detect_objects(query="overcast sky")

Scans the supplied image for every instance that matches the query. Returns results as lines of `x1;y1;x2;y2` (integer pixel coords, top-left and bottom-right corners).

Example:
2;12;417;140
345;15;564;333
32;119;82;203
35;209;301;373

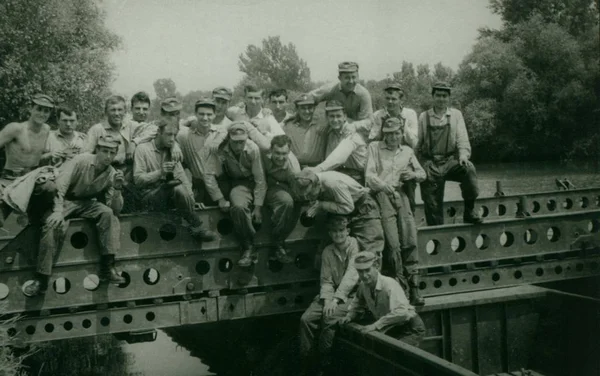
103;0;502;98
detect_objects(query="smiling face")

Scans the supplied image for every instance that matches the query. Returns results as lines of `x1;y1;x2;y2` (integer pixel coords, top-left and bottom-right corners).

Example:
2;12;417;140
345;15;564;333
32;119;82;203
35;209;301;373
271;143;290;167
326;109;346;131
297;104;315;123
383;129;403;148
131;100;150;123
195;106;215;127
384;90;403;114
30;104;52;125
328;227;349;245
106;102;126;127
338;72;358;92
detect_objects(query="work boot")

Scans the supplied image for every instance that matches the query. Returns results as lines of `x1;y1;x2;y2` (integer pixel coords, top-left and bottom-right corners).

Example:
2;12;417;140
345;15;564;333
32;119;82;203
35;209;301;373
463;200;483;224
22;275;49;297
238;247;257;268
190;225;217;242
273;243;293;264
100;254;126;285
408;274;425;306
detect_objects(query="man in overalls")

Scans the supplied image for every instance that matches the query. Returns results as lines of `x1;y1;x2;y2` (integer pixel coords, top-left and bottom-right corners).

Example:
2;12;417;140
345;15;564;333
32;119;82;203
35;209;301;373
416;82;482;226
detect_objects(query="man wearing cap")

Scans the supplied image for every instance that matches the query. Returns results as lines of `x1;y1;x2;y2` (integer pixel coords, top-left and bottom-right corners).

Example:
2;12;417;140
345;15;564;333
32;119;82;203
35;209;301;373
340;251;425;346
282;94;327;167
41;106;87;167
294;170;384;257
299;215;359;373
177;98;224;205
309;62;373;122
262;135;300;263
365;117;426;306
211;87;234;131
268;89;294;124
23;134;127;296
416;82;482;225
204;122;266;267
133;118;216;241
308;100;367;185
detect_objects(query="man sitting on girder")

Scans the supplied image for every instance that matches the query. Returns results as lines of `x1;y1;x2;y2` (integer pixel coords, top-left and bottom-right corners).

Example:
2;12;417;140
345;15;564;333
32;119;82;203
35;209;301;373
340;251;425;345
22;135;127;297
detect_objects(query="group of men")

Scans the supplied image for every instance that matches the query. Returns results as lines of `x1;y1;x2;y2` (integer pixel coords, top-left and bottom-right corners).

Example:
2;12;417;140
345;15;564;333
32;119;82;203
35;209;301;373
0;61;483;372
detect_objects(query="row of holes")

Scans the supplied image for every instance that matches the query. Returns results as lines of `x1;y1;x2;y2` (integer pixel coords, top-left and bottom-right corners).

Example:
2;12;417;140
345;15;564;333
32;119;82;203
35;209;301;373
419;261;599;290
445;196;599;219
426;220;600;255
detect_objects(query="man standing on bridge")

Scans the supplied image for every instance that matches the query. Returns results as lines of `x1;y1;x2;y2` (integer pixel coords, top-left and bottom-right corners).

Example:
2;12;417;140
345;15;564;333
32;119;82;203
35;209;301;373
299;216;359;374
340;251;425;346
416;82;482;225
22;135;127;296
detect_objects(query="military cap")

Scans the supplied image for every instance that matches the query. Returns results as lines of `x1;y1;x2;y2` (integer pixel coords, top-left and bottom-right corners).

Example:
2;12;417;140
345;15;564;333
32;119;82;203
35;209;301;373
384;83;404;92
327;215;349;231
294;94;315;106
338;61;359;73
324;100;344;112
431;81;452;94
382;117;403;133
354;251;378;270
161;97;182;112
212;87;233;101
228;121;249;141
97;134;121;149
294;168;318;187
32;94;55;108
195;97;216;110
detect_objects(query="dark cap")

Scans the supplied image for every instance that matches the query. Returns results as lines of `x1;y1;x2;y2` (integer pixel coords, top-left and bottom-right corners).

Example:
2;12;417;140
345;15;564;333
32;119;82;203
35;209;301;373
32;94;55;108
382;117;403;133
294;94;315;106
324;100;344;112
431;81;452;94
161;97;182;112
338;61;359;73
195;97;216;110
384;83;404;92
212;87;233;101
97;134;121;149
228;121;249;141
354;251;378;270
327;215;349;231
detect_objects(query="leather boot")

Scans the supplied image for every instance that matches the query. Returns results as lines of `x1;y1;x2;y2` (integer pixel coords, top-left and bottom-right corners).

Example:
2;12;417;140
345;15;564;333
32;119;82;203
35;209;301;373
100;254;126;285
23;274;49;297
408;274;425;306
463;200;483;224
190;224;217;242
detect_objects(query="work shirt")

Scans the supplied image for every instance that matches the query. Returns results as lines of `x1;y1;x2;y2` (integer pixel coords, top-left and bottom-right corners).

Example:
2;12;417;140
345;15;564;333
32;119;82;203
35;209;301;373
53;153;121;214
416;108;471;160
262;152;301;188
309;82;373;121
320;237;360;303
316;171;369;215
315;123;367;173
84;120;142;165
205;139;267;205
176;125;222;181
365;142;426;191
346;273;416;331
133;140;192;197
213;116;232;133
43;130;87;165
368;108;419;148
282;117;327;166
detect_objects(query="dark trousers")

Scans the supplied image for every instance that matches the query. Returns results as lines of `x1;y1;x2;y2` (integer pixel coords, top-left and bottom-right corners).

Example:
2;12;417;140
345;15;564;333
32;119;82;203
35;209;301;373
191;177;218;207
220;179;256;249
265;185;301;243
420;158;479;226
349;194;385;257
383;315;426;346
142;183;203;228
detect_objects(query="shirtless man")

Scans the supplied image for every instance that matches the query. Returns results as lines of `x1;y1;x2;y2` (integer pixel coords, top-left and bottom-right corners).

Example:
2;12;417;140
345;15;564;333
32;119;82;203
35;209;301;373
0;94;56;223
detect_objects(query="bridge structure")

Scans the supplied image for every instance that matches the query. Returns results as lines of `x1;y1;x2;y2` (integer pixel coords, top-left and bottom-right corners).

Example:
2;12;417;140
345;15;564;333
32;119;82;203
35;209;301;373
0;187;599;375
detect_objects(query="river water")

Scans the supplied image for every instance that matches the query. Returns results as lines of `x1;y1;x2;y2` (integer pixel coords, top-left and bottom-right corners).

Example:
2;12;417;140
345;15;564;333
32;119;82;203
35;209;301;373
26;161;600;376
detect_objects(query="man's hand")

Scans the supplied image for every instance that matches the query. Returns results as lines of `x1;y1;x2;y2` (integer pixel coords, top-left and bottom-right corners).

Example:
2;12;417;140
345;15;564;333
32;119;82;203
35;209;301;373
323;299;338;317
399;170;416;182
218;199;231;213
162;162;175;176
306;201;320;218
46;212;64;229
51;150;66;160
359;324;378;334
194;202;206;210
382;184;395;196
252;206;262;224
338;316;352;325
114;170;125;190
171;148;183;163
459;155;474;169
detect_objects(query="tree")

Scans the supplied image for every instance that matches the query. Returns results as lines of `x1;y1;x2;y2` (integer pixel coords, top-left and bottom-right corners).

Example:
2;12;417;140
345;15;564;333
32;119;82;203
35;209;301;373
238;36;311;92
0;0;120;130
153;78;178;101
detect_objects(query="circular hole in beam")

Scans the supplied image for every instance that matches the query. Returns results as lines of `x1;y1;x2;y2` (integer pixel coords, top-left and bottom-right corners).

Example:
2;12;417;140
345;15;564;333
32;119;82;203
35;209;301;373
588;220;600;233
142;268;160;285
562;198;573;209
524;229;538;245
425;240;440;255
70;232;88;249
447;207;456;218
449;278;457;286
547;199;557;211
450;237;466;253
471;275;480;284
546;227;561;242
52;277;71;294
492;273;500;282
433;280;442;288
554;266;563;274
475;234;490;250
268;259;284;273
535;268;544;276
479;206;489;218
419;282;427;290
500;232;514;247
532;201;541;213
117;272;131;289
299;212;316;227
44;323;54;333
124;314;133;324
216;218;234;235
514;270;523;279
82;319;92;329
64;321;73;331
146;312;156;322
130;226;148;244
195;260;211;275
496;204;506;216
26;326;35;335
218;258;233;273
83;274;100;291
159;223;177;241
579;197;589;209
100;317;110;327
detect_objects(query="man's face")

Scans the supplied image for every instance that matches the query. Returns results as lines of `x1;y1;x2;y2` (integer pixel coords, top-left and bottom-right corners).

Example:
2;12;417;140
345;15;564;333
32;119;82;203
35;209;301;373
214;98;229;117
158;124;178;149
106;102;126;127
245;91;264;113
58;112;77;136
328;227;349;245
433;91;450;109
195;107;215;127
229;139;246;155
384;91;403;112
357;266;378;286
271;144;290;167
269;95;287;115
297;104;315;123
132;101;150;123
383;129;403;147
30;104;52;125
338;72;358;92
326;109;346;131
95;146;118;167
